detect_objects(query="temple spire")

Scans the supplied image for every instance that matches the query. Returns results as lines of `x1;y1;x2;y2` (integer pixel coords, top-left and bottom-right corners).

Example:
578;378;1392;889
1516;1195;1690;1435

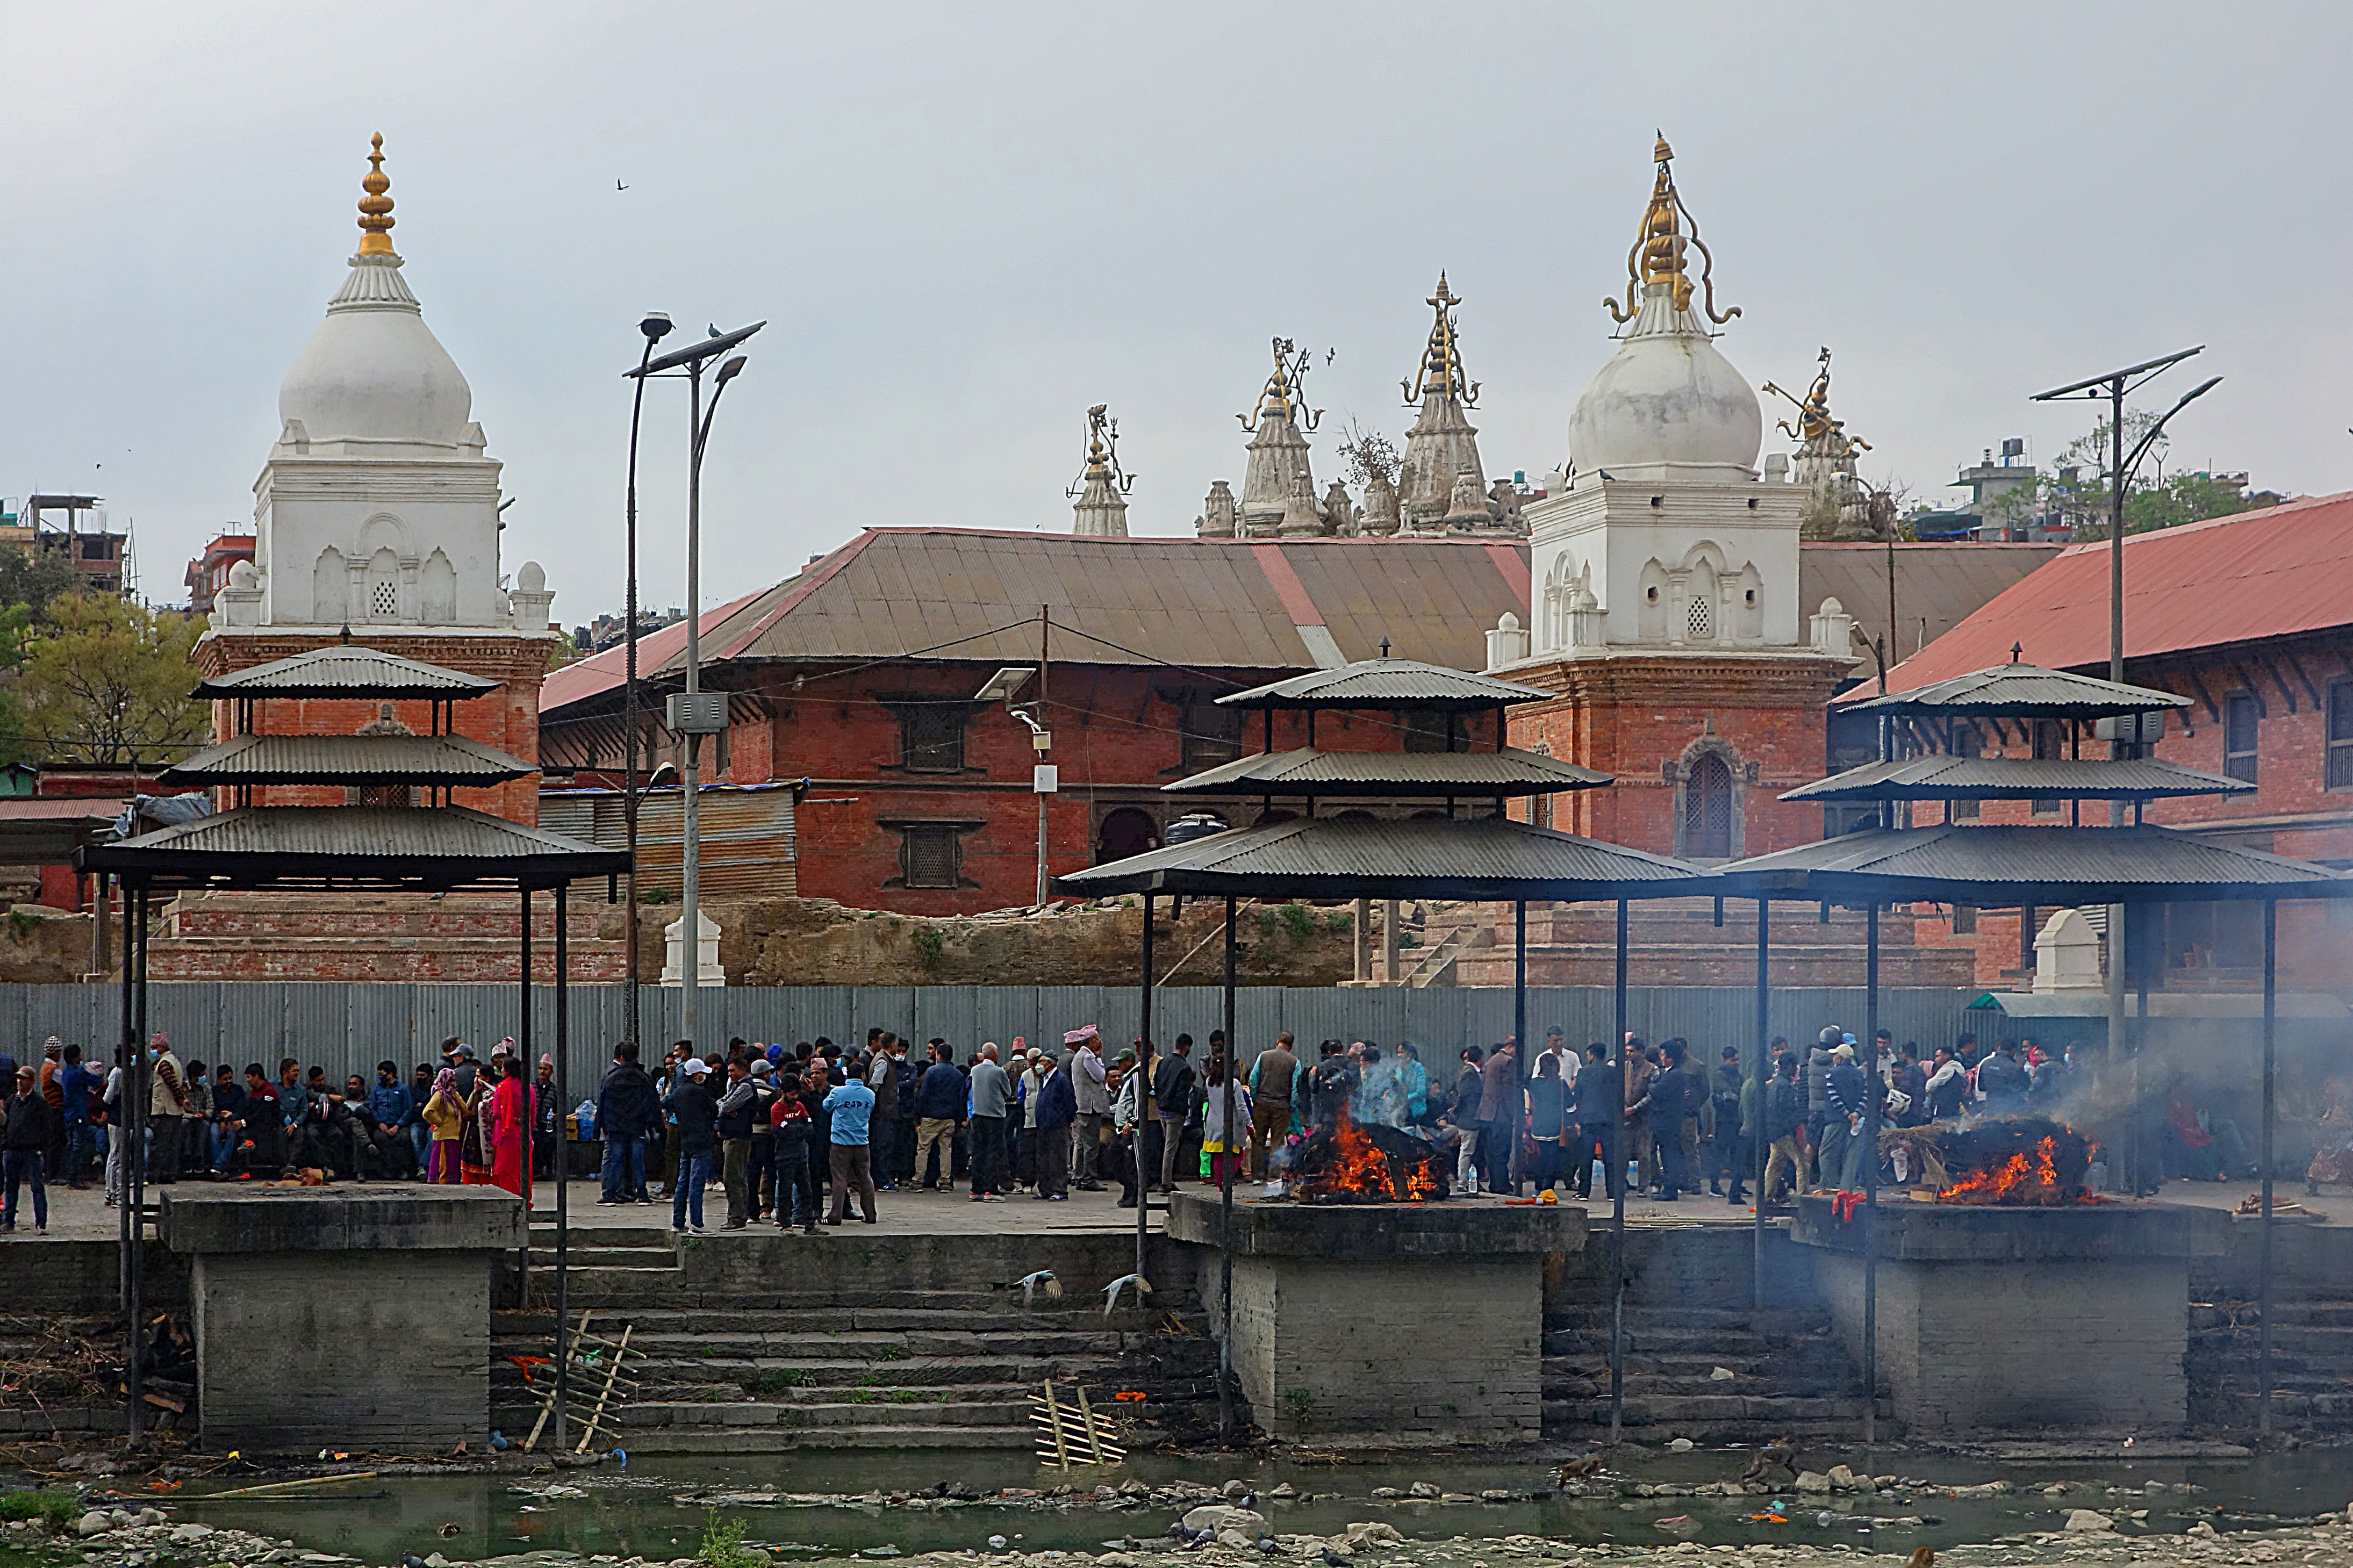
1605;133;1736;328
1069;404;1133;537
1403;273;1478;408
356;133;397;257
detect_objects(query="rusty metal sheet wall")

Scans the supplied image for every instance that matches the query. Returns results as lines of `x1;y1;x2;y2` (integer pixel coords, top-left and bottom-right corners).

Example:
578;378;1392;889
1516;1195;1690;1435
542;786;796;900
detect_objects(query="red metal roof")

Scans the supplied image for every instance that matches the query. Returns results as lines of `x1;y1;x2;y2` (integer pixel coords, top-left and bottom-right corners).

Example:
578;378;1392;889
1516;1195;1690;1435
541;587;770;711
1876;490;2353;694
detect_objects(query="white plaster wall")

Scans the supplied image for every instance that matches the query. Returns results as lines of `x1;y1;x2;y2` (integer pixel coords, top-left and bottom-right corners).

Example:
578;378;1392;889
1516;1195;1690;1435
1525;477;1805;651
254;456;505;627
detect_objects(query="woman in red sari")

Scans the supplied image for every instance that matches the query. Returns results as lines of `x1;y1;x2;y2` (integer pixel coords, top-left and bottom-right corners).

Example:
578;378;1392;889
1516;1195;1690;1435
489;1057;535;1206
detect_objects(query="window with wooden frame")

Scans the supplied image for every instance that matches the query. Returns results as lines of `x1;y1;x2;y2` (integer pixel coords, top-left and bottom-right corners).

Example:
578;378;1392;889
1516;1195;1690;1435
1683;753;1735;859
2224;691;2259;784
2328;682;2353;790
888;700;970;773
1179;702;1245;773
886;822;976;890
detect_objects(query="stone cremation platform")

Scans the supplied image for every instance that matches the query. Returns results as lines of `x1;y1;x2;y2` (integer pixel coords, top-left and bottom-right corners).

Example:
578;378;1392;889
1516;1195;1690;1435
161;1186;527;1454
1790;1194;2228;1435
1167;1190;1584;1447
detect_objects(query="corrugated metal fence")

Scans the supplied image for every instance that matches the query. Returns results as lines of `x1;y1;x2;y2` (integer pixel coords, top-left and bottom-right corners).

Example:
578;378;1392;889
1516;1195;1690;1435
8;983;1978;1083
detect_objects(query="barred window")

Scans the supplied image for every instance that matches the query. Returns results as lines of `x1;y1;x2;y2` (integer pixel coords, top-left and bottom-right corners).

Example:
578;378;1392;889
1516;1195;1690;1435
2328;684;2353;790
1684;753;1734;859
896;703;968;773
2224;692;2259;784
898;824;963;889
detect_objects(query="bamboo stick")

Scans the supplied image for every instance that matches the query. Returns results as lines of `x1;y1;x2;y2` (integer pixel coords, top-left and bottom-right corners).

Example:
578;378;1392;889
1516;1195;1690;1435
576;1324;634;1455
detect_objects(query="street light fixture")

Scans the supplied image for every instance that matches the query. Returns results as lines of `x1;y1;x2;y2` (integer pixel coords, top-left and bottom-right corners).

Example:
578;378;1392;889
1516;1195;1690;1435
977;666;1053;904
620;311;675;1054
624;319;766;1051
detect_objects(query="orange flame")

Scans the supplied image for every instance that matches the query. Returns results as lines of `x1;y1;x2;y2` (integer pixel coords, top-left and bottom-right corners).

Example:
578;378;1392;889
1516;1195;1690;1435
1936;1134;2103;1206
1304;1110;1441;1203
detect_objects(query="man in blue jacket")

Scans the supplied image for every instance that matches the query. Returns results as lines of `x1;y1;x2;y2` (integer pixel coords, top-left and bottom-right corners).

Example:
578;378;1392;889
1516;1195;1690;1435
823;1070;878;1225
911;1041;965;1191
1032;1052;1078;1200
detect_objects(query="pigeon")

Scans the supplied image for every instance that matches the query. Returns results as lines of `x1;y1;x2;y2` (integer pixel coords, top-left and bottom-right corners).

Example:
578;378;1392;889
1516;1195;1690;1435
1164;1524;1191;1541
403;1555;429;1568
1255;1537;1284;1556
1016;1269;1063;1307
1322;1551;1352;1568
1237;1492;1257;1512
1102;1273;1152;1318
708;324;723;341
616;180;629;191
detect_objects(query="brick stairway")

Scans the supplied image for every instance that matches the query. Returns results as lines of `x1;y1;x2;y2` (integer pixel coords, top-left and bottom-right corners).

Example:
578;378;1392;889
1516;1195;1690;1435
1542;1300;1889;1441
1432;896;1976;988
493;1223;1217;1452
146;889;630;982
2189;1295;2353;1432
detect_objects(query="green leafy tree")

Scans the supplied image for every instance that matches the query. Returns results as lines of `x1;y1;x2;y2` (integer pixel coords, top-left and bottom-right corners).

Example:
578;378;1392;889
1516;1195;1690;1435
0;542;81;628
19;593;209;765
1995;414;2256;541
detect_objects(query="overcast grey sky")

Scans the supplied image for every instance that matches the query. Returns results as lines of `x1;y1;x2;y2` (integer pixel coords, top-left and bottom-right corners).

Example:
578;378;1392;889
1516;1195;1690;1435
4;2;2349;624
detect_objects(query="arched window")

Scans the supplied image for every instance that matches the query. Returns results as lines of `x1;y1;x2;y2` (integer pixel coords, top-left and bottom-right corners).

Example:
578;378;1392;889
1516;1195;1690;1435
1095;807;1161;864
1684;753;1734;859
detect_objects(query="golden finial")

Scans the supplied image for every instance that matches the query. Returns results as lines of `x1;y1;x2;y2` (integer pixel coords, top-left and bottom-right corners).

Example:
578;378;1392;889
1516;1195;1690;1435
1238;337;1322;434
1403;272;1480;409
1605;132;1737;328
1766;348;1872;452
356;133;397;257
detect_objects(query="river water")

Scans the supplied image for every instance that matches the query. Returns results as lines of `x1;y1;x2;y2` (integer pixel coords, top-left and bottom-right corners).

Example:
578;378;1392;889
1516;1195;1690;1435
105;1445;2353;1565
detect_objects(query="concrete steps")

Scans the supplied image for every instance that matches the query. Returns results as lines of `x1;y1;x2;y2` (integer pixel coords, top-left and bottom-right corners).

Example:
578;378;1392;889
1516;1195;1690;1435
2188;1294;2353;1432
1539;1300;1888;1441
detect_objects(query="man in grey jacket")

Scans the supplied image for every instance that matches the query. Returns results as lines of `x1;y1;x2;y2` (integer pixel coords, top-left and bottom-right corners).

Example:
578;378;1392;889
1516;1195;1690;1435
1067;1027;1110;1191
966;1044;1013;1201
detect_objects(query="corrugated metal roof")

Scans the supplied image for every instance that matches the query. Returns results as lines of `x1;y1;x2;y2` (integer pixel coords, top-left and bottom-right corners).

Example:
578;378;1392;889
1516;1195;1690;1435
1798;542;2062;660
195;646;500;698
1837;661;2185;716
539;783;795;899
80;805;629;888
1054;814;1709;900
1715;823;2350;904
1877;490;2353;693
1165;746;1612;796
161;733;536;785
540;529;1531;718
1217;658;1550;708
1780;756;2251;802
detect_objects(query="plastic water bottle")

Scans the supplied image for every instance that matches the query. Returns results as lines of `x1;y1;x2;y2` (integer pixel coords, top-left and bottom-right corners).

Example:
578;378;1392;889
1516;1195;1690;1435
1592;1158;1606;1191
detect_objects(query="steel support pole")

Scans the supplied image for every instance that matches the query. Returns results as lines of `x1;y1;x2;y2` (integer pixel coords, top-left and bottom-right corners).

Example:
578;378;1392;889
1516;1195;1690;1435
1218;894;1237;1442
1753;897;1769;1311
116;888;133;1312
1608;898;1628;1445
127;886;148;1437
680;364;705;1053
554;883;571;1450
518;887;534;1299
1863;903;1881;1448
2259;898;2277;1435
622;341;654;1058
1136;895;1154;1284
1513;900;1527;1173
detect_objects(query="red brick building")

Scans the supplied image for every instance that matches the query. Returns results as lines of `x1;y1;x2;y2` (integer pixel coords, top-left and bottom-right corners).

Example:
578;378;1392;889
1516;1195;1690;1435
540;529;1526;914
1871;491;2353;989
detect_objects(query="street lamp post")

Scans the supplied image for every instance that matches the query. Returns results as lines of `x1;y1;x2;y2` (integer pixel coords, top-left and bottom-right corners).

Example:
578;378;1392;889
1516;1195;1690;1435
2031;349;2219;1195
621;312;675;1056
625;321;764;1051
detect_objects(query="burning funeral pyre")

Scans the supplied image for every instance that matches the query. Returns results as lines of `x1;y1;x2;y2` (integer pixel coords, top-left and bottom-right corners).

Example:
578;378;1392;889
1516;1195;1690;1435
1891;1109;2118;1213
1286;1111;1450;1203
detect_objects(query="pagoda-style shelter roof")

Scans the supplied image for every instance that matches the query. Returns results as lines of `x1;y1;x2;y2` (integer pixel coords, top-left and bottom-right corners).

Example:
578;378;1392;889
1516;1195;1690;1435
1833;659;2186;720
161;732;536;787
80;804;626;893
1217;658;1550;709
1712;822;2349;908
1165;745;1611;799
1780;755;2251;803
1056;814;1706;903
193;645;501;699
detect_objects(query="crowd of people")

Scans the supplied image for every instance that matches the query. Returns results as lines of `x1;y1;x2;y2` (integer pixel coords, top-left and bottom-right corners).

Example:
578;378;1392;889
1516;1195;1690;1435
3;1016;2344;1236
